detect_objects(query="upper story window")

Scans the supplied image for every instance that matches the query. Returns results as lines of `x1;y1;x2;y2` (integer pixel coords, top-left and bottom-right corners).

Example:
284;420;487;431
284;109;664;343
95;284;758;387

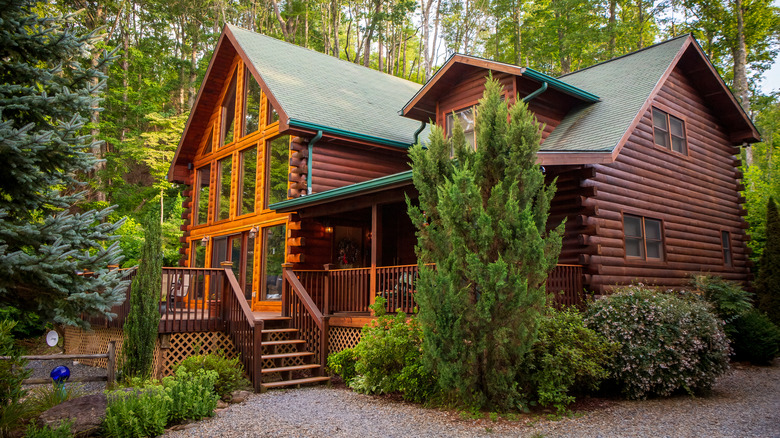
221;69;238;147
243;67;262;136
204;126;214;155
624;214;664;260
195;165;211;226
446;107;476;151
268;104;279;125
266;135;289;207
652;108;687;154
238;146;257;216
216;156;232;221
722;231;732;266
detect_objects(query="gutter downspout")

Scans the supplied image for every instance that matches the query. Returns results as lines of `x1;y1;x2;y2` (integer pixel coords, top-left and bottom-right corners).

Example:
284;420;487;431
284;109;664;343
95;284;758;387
307;130;322;195
522;82;548;103
412;121;426;145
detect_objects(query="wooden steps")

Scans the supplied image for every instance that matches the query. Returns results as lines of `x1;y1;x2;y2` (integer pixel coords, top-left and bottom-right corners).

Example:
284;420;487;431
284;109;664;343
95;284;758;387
258;320;329;390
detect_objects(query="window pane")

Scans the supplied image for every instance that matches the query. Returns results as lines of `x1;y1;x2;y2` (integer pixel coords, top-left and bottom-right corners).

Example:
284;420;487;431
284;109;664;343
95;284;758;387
722;231;732;266
222;70;237;146
646;241;662;259
196;165;210;225
645;219;662;240
654;130;669;148
669;116;684;137
446;113;455;137
218;157;231;221
266;135;289;206
239;147;257;215
192;242;206;268
231;237;241;273
624;215;642;238
246;236;255;300
262;224;286;301
268;104;279;124
626;237;644;258
653;109;668;129
458;108;475;134
671;136;687;154
204;128;214;154
243;68;262;136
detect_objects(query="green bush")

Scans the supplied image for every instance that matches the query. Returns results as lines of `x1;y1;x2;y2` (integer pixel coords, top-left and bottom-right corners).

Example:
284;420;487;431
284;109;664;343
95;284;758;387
327;348;358;385
586;285;730;400
24;421;73;438
730;309;780;364
0;306;45;339
103;387;170;438
0;320;32;436
691;275;752;326
175;351;250;400
163;367;219;423
337;297;436;403
524;307;618;413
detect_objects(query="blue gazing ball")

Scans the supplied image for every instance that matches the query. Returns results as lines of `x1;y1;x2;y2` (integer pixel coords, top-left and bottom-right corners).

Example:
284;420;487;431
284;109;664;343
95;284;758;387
50;365;70;382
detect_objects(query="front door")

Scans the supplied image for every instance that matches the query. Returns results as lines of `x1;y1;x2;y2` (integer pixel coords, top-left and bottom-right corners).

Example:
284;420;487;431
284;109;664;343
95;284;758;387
253;223;286;312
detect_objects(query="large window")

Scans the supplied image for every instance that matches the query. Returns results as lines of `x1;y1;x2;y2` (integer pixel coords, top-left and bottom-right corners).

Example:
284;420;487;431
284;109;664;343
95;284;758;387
722;231;732;266
243;67;262;136
261;224;286;301
652;108;687;154
216;157;232;221
446;107;476;151
266;135;289;206
195;165;210;225
238;146;257;216
624;214;664;260
268;103;279;125
245;235;255;300
204;127;214;155
221;69;238;147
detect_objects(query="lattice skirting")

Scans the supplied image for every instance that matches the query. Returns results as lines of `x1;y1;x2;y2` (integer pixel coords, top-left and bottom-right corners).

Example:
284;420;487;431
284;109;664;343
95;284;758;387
63;326;161;375
160;331;236;377
328;326;362;354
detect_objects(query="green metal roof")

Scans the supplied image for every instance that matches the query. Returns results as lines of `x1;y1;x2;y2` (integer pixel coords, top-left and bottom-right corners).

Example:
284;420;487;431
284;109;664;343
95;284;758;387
228;25;426;147
521;67;599;102
542;35;689;153
270;170;413;212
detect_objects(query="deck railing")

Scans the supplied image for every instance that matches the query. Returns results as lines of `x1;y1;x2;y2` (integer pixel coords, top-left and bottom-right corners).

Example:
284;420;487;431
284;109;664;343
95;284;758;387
282;267;328;371
83;267;137;329
377;264;423;314
222;268;263;392
546;264;585;308
158;268;225;333
328;267;371;314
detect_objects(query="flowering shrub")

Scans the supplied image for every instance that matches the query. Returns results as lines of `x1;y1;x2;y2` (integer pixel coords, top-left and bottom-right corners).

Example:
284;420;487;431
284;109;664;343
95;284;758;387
586;285;730;400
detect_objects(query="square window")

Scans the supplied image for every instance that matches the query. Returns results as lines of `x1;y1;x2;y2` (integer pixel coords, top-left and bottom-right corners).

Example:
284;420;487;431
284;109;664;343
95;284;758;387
446;107;476;152
652;107;687;155
624;214;664;261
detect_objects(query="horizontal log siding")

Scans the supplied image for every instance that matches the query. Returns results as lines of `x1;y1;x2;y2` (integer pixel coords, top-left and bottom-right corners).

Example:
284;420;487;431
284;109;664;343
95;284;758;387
587;67;749;291
310;142;409;194
547;168;589;265
287;215;332;270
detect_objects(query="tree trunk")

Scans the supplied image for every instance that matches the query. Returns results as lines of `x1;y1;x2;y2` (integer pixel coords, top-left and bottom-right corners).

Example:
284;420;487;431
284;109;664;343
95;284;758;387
731;0;750;112
608;0;616;57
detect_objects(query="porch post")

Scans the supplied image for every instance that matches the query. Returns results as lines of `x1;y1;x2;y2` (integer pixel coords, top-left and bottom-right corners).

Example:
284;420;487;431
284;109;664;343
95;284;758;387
370;203;382;313
281;263;294;317
323;264;334;316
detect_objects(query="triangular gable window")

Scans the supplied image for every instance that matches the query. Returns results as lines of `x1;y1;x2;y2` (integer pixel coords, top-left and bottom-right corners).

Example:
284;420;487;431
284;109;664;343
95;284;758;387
221;69;238;147
243;66;262;136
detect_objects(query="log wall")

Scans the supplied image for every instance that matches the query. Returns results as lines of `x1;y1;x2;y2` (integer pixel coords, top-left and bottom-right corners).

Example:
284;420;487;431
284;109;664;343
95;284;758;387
586;66;750;292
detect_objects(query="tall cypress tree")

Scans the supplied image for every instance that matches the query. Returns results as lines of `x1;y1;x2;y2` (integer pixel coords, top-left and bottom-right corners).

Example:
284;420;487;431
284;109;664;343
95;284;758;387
408;77;564;410
0;0;125;327
121;215;162;380
756;197;780;324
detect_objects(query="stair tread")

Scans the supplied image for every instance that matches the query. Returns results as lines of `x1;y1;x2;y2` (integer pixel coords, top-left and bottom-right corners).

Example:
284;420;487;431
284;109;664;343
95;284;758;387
262;364;321;374
263;339;305;346
262;328;298;333
262;376;330;388
261;351;315;360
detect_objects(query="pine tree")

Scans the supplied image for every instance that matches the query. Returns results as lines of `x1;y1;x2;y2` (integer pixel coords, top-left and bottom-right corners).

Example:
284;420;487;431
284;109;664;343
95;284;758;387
407;77;564;410
0;0;125;327
756;197;780;325
121;215;162;380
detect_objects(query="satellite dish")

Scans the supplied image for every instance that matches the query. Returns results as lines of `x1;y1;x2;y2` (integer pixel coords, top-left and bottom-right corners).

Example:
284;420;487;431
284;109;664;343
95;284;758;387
46;330;59;347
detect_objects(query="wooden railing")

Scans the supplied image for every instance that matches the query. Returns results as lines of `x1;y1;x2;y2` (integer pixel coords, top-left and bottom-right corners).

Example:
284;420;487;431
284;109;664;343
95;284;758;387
546;264;585;308
84;267;137;329
377;264;421;314
293;270;328;312
222;268;263;392
282;267;328;371
158;268;225;333
328;267;371;314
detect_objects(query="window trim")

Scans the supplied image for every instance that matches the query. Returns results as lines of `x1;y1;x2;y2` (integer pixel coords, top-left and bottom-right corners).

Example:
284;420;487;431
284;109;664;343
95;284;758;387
651;106;688;155
622;212;666;262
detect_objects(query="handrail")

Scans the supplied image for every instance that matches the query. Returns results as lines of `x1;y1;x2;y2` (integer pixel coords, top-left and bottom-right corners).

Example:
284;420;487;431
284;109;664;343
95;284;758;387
283;269;323;330
223;269;256;329
222;268;263;392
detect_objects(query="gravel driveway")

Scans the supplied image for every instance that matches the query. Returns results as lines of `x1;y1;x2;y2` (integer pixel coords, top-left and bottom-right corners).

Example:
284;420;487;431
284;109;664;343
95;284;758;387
167;361;780;438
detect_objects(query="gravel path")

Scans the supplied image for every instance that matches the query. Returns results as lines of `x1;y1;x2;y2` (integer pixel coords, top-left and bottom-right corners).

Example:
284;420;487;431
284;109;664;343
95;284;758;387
166;361;780;438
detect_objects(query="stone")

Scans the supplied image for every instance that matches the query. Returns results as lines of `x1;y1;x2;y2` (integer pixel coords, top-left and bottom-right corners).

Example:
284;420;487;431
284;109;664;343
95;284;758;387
216;400;228;409
230;390;253;404
38;393;107;437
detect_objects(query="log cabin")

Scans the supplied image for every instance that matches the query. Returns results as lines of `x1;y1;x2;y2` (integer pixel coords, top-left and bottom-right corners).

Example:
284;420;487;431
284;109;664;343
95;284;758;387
79;25;759;391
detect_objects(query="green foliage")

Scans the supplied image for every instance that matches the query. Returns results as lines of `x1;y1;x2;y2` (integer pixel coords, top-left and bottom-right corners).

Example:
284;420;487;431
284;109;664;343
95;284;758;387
730;309;780;364
27;383;87;418
336;297;437;403
523;307;618;413
175;351;251;400
327;348;358;385
162;368;219;423
103;387;170;438
0;305;44;339
408;77;562;410
755;197;780;325
586;285;731;400
24;421;73;438
0;321;32;436
0;0;126;328
121;215;163;380
691;275;753;326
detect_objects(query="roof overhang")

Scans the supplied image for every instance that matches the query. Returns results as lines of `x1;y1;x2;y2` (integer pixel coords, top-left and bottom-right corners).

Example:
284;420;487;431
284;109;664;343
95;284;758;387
401;54;599;122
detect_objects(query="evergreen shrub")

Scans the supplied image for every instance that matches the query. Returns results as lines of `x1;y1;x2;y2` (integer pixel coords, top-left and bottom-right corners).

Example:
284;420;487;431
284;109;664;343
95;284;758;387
0;320;32;436
756;197;780;325
586;285;730;400
523;307;618;413
730;309;780;364
176;351;251;400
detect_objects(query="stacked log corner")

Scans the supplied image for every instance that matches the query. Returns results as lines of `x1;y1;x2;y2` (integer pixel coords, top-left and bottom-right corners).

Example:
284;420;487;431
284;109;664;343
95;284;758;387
288;137;309;199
